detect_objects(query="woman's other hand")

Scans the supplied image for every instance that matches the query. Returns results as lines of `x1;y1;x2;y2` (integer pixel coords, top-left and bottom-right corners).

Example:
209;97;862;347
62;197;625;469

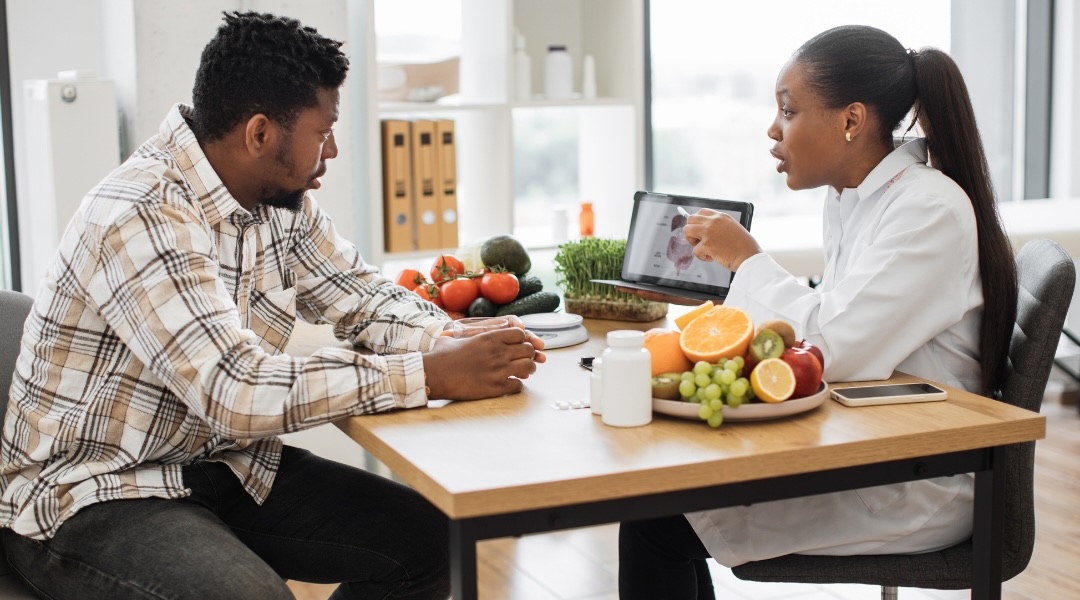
681;209;763;272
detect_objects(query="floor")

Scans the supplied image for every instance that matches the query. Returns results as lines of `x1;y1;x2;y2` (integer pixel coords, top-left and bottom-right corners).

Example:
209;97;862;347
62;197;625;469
288;397;1080;600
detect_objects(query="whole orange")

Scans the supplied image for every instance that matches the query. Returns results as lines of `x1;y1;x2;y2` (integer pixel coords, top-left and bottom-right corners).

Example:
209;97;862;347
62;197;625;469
643;328;693;376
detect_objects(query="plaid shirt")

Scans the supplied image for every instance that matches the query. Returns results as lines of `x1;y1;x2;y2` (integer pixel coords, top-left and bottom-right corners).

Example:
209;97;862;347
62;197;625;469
0;104;446;540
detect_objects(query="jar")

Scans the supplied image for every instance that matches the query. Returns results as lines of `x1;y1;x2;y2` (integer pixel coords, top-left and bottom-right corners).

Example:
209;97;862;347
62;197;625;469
600;331;652;427
544;45;573;100
579;202;594;237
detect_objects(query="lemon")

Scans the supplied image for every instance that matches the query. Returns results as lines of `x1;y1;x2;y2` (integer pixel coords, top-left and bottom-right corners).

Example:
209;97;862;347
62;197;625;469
749;358;796;403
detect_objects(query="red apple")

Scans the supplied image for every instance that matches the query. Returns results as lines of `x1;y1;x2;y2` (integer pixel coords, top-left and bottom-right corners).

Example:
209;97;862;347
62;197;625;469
743;349;759;374
781;347;823;398
797;339;825;371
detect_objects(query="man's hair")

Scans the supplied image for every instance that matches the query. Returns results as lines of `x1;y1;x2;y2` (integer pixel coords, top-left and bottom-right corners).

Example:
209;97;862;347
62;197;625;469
190;11;349;142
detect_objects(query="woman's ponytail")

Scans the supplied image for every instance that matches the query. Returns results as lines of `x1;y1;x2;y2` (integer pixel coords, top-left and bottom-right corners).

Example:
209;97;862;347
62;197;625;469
912;49;1018;395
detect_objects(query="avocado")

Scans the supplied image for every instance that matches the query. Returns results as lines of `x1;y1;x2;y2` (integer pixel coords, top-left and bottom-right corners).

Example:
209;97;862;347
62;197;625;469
481;235;531;276
515;275;543;299
494;291;561;317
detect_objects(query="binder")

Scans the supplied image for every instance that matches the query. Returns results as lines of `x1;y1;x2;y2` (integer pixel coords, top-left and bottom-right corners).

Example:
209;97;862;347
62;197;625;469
380;120;414;252
434;119;459;249
410;120;441;250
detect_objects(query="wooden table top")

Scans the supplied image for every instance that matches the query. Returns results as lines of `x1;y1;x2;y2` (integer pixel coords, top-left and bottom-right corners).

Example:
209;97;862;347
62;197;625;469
288;317;1046;520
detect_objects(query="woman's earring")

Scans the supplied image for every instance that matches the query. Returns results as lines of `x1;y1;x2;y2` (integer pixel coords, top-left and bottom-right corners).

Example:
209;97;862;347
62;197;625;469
845;132;852;142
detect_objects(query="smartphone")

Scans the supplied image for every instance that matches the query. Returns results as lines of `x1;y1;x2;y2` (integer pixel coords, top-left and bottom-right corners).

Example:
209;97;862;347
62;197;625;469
830;383;947;407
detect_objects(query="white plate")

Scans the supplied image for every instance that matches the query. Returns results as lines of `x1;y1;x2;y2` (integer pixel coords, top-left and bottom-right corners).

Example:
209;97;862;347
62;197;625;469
652;382;829;422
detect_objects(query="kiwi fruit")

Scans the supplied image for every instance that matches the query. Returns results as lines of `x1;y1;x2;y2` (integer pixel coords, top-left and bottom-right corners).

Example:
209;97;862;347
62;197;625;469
758;319;797;348
651;372;683;400
749;329;785;361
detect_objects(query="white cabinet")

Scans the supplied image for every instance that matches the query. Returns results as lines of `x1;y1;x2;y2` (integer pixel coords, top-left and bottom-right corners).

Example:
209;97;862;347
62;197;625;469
353;0;645;269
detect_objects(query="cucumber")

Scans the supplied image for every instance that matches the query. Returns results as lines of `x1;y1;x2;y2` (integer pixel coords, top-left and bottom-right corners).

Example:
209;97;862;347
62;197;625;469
495;291;561;317
515;275;543;299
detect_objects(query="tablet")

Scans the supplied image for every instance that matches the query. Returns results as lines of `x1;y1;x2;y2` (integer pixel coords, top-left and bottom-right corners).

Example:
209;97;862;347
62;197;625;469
592;191;754;301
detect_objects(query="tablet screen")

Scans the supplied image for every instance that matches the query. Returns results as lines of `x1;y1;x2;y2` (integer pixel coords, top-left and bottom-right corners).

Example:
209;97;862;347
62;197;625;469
621;192;754;297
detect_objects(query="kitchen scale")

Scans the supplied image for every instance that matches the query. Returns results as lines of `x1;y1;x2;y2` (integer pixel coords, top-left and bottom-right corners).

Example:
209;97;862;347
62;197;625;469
519;312;588;349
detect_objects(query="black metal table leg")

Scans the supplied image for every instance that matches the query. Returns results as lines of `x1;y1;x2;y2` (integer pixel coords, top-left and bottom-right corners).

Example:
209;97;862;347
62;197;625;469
971;446;1005;599
450;520;479;600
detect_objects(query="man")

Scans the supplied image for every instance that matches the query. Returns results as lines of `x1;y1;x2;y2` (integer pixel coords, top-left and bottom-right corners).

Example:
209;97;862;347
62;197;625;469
0;11;543;599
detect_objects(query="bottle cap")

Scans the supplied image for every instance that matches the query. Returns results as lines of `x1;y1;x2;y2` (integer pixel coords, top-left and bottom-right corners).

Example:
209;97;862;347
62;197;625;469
607;330;644;348
581;202;592;208
548;44;567;52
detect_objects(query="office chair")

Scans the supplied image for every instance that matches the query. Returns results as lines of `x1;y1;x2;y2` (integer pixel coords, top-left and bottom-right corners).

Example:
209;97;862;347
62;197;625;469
0;290;41;599
731;239;1076;599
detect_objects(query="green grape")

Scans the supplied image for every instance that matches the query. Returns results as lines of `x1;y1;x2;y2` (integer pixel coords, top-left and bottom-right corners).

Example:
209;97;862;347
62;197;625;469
726;394;744;408
681;371;694;382
733;355;745;370
709;398;723;411
703;383;722;401
729;378;749;397
678;380;697;398
698;403;714;420
723;359;738;373
711;369;725;385
693;361;712;376
707;412;724;428
694;373;712;388
718;369;736;385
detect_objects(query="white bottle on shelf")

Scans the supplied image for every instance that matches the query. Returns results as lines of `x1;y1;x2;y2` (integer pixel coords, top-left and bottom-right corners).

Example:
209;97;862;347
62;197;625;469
600;331;652;427
514;30;531;101
582;54;597;99
544;45;573;100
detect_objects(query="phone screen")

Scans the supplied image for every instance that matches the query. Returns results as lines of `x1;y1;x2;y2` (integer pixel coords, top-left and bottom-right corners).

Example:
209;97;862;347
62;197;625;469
837;383;942;399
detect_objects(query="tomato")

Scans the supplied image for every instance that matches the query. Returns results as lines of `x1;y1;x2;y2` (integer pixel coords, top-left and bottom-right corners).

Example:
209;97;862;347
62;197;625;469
430;254;465;284
414;283;444;309
479;271;519;304
394;268;426;289
445;310;467;320
440;278;479;312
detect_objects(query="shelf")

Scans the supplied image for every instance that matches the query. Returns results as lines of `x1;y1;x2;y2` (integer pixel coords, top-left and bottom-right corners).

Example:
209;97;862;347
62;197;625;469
377;100;506;114
361;0;645;270
509;96;636;109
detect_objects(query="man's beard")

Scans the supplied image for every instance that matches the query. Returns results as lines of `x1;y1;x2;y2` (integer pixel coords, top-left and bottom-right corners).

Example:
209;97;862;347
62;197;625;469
259;187;306;213
259;142;307;213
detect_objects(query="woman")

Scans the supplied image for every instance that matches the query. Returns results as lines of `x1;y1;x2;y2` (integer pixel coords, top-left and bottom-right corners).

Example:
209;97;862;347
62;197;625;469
618;25;1017;599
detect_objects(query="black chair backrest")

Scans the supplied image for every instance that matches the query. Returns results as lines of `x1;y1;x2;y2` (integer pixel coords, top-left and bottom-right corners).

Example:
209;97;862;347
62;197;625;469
0;290;34;417
998;238;1075;577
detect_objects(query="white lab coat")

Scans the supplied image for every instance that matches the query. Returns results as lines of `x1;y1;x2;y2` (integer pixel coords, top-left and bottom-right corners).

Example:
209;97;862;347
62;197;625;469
687;139;980;567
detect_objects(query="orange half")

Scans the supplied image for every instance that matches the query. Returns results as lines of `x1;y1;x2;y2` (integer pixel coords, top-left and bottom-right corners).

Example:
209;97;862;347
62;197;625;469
678;305;754;363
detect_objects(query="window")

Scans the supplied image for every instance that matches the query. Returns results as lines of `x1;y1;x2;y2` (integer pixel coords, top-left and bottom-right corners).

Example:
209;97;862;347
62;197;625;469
0;3;20;290
647;1;952;216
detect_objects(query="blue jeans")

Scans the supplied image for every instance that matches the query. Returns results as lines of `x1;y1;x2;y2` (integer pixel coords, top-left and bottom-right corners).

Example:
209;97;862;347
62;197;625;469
1;446;450;599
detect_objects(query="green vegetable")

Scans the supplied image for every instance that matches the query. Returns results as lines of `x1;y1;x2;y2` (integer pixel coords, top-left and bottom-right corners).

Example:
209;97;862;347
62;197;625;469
468;297;497;317
553;238;651;303
481;234;531;275
495;291;561;317
515;275;543;299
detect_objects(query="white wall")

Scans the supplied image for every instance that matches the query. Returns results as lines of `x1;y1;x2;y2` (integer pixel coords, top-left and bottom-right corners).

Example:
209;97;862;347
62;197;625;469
6;0;105;296
7;0;361;297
